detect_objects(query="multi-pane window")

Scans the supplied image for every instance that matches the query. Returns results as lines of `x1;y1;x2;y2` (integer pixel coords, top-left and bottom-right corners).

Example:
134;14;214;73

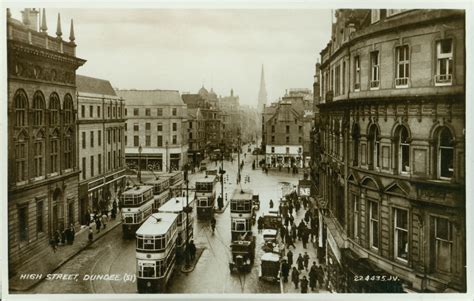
145;108;151;116
113;106;116;118
63;96;74;124
396;46;410;87
157;108;163;116
15;139;28;182
172;108;177;116
172;135;177;144
354;56;361;91
82;132;86;149
438;127;454;179
90;155;94;177
18;206;28;242
97;106;101;118
271;125;275;133
89;105;93;118
172;123;177;131
49;94;60;126
352;124;360;166
271;147;275;153
82;157;86;179
146;135;151;146
286;125;290;134
399;126;410;173
14;90;28;127
271;136;275;143
369;201;379;249
432;216;453;273
113;129;116;143
50;139;59;174
36;201;44;233
134;136;139;147
368;125;380;169
370;51;380;89
90;131;94;148
64;132;73;169
157;123;163;131
33;93;45;126
133;108;139;116
335;64;341;96
98;154;102;174
286;136;290;144
98;130;102;146
353;195;359;238
108;152;111;170
118;149;122;167
394;208;408;261
157;135;163;147
108;130;111;144
134;124;139;132
81;105;85;118
435;39;453;85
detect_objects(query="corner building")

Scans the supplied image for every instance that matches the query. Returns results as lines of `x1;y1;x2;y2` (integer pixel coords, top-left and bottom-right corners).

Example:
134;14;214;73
312;9;465;292
7;9;85;274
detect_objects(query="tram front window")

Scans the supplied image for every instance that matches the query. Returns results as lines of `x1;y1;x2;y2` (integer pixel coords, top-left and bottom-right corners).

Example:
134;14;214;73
233;219;247;231
124;215;134;224
199;199;207;207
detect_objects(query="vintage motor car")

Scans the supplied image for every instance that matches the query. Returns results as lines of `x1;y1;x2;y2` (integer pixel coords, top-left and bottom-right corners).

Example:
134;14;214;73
229;234;256;273
258;252;281;283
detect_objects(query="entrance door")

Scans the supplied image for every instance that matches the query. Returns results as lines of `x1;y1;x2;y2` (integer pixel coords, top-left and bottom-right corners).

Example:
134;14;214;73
52;204;58;234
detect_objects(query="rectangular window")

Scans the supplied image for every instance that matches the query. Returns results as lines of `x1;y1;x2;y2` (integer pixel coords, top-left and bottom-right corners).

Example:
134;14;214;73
157;123;163;131
134;123;139;132
396;45;410;87
81;105;85;118
435;39;453;85
286;147;290;154
286;136;290;144
172;135;177;144
89;105;93;118
82;132;86;149
369;201;379;249
394;208;408;261
271;136;275;143
172;108;177;116
82;157;86;179
98;154;102;174
353;195;359;238
125;135;128;146
90;131;94;148
157;108;163;116
146;135;151;146
354;56;361;90
36;201;44;234
335;64;341;96
370;51;380;89
98;130;101;146
173;123;177;131
157;135;163;147
90;155;94;177
113;150;116;169
271;125;275;133
18;206;28;242
108;106;111;118
286;125;290;134
371;9;380;23
108;152;111;170
118;149;122;167
113;129;116;143
271;146;275;153
133;108;139;116
108;130;111;144
134;136;139;147
50;139;58;174
145;108;151;116
118;128;121;142
342;61;346;94
97;106;101;118
125;108;127;116
433;216;453;273
299;126;303;133
113;106;116;118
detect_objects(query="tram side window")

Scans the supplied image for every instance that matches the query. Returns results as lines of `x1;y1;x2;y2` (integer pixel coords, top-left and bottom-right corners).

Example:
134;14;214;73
156;260;164;277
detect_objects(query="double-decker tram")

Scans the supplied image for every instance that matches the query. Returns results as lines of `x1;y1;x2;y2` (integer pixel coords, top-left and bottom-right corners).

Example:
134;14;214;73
136;212;178;293
167;171;184;198
195;175;218;219
158;197;194;263
145;177;171;212
230;189;254;241
121;185;154;239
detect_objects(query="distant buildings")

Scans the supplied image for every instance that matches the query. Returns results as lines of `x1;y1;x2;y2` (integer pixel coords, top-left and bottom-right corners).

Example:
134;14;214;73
311;9;465;292
7;8;85;274
76;75;126;222
118;90;188;173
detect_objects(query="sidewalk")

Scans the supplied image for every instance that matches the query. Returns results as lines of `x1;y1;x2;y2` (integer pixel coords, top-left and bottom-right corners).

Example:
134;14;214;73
9;217;122;292
280;206;330;295
180;247;205;273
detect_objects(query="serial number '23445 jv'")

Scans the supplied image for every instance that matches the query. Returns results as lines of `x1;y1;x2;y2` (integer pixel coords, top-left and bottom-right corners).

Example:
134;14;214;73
354;275;400;282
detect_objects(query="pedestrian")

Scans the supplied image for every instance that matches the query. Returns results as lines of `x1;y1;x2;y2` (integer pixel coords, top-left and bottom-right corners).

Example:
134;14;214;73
295;200;301;212
280;225;287;243
50;236;57;253
278;203;283;216
88;227;94;243
303;252;310;270
269;199;274;209
258;216;264;233
69;223;75;245
287;165;291;173
291;224;297;241
189;240;196;261
281;259;290;283
291;267;300;289
286;233;296;249
61;229;67;244
316;264;325;289
297;221;305;241
101;213;108;229
112;200;118;219
302;228;310;249
95;217;101;233
284;215;290;228
309;262;317;291
300;276;309;293
287;249;294;267
288;203;293;216
297;253;304;271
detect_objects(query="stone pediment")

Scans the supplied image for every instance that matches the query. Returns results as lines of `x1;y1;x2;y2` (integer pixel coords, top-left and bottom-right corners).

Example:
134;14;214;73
384;181;410;197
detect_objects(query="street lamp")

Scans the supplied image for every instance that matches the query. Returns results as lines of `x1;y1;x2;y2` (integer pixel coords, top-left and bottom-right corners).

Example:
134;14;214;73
183;164;191;268
219;140;225;210
138;144;143;183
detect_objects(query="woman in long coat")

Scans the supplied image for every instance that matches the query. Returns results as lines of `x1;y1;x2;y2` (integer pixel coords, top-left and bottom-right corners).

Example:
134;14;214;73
291;267;300;289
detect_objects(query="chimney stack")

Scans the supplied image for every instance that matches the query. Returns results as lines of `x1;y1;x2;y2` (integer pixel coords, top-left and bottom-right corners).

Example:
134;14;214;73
22;8;39;31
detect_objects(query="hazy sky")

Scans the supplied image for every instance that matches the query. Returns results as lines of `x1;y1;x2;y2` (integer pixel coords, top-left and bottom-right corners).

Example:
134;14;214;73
11;8;332;107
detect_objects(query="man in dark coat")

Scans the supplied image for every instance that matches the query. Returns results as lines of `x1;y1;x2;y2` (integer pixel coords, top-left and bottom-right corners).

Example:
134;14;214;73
280;225;287;243
189;240;197;261
281;259;290;282
287;249;294;267
286;232;296;249
296;253;304;271
303;252;310;270
291;267;300;289
300;276;309;293
302;228;309;249
316;264;325;289
309;262;317;291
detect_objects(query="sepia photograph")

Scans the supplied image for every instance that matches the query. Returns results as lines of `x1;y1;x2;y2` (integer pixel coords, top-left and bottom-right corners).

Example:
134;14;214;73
1;2;471;300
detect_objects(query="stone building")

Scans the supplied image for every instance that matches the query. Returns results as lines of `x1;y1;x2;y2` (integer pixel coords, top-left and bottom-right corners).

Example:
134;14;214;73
76;75;126;222
7;9;85;274
312;9;465;292
218;89;241;151
118;90;188;173
187;107;205;165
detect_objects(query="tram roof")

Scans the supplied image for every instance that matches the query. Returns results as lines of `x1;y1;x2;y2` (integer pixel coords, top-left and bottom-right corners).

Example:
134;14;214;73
145;177;169;185
231;189;253;200
159;197;195;212
195;175;217;183
122;185;153;195
136;212;178;236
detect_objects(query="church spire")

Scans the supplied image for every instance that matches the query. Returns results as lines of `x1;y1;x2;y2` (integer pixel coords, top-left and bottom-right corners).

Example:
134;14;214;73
257;64;268;113
56;13;62;38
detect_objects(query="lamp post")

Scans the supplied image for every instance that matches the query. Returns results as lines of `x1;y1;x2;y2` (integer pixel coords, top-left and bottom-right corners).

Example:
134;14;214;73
237;130;241;184
165;141;169;173
219;140;225;210
184;164;190;268
138;144;142;183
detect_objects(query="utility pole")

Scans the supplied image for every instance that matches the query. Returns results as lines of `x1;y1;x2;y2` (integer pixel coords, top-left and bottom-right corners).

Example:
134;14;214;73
237;130;241;184
220;142;224;209
184;164;190;268
138;144;142;183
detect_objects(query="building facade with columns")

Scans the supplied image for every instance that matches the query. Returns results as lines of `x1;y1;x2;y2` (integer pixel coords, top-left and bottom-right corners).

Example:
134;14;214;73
312;9;465;292
7;8;85;274
76;75;126;222
118;90;188;174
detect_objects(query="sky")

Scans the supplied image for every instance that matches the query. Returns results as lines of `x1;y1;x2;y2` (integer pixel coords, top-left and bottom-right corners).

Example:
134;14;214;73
10;8;332;107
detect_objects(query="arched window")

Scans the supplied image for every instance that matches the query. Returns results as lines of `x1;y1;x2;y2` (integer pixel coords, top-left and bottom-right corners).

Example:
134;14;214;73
34;132;45;177
14;90;28;127
368;124;380;169
397;126;410;173
352;123;360;166
32;92;45;126
64;129;73;170
49;93;61;126
50;130;60;174
438;127;454;179
15;131;28;182
64;94;74;124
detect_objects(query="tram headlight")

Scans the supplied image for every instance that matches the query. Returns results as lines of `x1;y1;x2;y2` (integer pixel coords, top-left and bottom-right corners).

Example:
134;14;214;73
146;281;151;287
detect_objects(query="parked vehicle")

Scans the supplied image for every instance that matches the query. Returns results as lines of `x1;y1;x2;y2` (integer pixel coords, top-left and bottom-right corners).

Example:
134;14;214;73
229;233;256;273
259;252;281;283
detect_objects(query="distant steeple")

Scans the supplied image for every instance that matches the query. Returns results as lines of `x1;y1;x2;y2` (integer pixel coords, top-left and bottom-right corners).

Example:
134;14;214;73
56;13;62;38
40;8;48;32
69;19;75;42
257;64;268;113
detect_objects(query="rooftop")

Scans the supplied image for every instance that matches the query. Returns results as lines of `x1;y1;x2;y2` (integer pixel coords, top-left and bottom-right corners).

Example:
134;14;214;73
122;185;153;195
136;212;178;236
77;75;117;96
159;197;195;213
231;189;254;200
117;89;184;106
